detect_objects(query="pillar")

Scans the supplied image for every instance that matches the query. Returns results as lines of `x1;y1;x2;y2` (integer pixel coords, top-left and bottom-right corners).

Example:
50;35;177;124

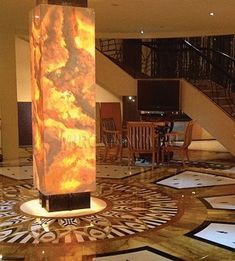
0;28;19;160
30;4;96;211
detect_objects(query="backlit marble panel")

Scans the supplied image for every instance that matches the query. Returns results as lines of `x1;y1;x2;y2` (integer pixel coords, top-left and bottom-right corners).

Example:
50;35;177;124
30;4;96;195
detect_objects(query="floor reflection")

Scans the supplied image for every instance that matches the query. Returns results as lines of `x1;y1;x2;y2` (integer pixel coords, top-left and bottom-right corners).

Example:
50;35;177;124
0;147;234;260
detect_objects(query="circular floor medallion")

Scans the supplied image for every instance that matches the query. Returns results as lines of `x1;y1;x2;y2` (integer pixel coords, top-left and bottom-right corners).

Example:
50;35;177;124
0;182;180;244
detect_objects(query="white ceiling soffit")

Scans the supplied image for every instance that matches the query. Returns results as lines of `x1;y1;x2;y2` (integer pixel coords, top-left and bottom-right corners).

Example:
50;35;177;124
88;0;235;39
1;0;235;39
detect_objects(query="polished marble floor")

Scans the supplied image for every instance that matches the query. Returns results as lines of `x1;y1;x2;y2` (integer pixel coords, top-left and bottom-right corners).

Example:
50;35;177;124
156;170;235;189
0;148;235;260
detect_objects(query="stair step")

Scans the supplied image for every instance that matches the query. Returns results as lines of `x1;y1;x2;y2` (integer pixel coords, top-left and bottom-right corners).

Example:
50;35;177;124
214;96;228;99
203;91;227;97
221;104;235;108
203;88;224;92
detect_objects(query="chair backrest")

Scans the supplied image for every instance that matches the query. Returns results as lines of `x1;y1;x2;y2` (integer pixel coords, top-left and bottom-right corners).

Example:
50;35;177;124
101;118;118;146
183;120;194;148
127;121;157;153
100;102;122;132
101;118;117;132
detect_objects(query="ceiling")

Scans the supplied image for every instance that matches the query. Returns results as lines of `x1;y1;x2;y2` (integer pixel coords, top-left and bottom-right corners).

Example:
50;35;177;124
90;0;235;38
1;0;235;39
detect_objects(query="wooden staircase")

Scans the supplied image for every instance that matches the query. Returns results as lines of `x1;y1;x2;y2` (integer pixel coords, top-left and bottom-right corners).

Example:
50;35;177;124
189;79;235;120
181;79;235;156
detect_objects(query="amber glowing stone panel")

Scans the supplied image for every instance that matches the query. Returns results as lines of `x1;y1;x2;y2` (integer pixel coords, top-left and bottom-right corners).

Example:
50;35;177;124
30;4;96;196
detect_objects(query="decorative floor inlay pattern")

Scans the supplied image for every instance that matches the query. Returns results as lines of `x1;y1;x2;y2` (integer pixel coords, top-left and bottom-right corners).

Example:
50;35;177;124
170;160;233;170
186;221;235;251
0;166;33;180
0;182;179;244
0;165;150;180
96;164;151;179
156;170;235;189
85;246;183;261
200;195;235;210
222;166;235;173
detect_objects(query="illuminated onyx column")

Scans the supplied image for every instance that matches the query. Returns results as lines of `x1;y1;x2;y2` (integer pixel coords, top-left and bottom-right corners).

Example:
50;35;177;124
30;4;96;211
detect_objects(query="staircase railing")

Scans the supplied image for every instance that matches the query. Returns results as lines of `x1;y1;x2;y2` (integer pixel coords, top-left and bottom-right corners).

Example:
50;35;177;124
97;38;235;119
96;39;123;63
96;39;150;78
181;40;235;118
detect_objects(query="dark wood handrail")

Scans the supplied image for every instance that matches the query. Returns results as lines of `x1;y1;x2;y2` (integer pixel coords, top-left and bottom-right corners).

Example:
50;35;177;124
183;40;235;83
200;48;235;63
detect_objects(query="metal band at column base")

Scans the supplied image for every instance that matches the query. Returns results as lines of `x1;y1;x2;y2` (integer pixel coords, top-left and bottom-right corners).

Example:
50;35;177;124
39;191;91;212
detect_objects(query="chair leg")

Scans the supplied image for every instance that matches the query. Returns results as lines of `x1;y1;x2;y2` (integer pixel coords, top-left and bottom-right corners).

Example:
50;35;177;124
104;147;108;162
182;150;185;166
119;145;123;163
167;150;170;163
185;148;190;161
115;145;120;161
156;150;159;165
128;150;131;170
161;148;165;164
152;152;155;170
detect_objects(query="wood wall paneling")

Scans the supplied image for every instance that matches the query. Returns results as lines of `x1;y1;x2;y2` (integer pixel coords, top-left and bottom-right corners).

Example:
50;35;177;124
100;102;122;131
17;102;32;146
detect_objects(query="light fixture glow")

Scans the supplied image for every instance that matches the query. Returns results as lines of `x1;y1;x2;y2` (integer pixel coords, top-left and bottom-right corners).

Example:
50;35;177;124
209;12;214;16
140;30;144;34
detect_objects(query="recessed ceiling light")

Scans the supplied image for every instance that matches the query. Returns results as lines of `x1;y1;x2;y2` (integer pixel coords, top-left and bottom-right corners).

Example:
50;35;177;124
140;30;144;34
209;12;215;16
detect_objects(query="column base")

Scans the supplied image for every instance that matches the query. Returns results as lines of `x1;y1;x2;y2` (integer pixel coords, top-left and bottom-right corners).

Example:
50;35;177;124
39;191;90;212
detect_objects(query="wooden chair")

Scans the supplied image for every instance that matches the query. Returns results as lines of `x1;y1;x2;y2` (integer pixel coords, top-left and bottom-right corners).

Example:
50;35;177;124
101;118;123;162
161;120;194;165
127;121;159;170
